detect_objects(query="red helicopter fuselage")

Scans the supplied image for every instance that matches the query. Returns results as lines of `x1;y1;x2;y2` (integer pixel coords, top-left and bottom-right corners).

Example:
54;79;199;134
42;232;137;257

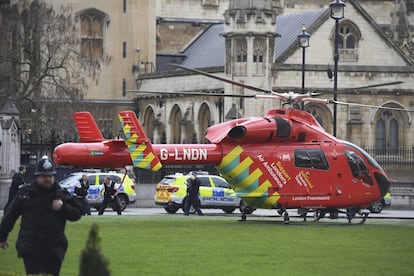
53;109;390;210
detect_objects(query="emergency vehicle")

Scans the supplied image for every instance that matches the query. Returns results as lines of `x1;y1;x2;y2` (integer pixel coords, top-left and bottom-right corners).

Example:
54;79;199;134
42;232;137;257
59;171;136;211
154;172;254;214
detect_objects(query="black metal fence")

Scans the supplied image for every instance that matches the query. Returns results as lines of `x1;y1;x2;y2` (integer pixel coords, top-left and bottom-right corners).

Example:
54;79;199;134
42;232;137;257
363;146;414;181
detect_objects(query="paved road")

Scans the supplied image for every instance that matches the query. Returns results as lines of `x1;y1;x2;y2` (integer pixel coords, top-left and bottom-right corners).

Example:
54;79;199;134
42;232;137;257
2;208;414;219
88;207;414;219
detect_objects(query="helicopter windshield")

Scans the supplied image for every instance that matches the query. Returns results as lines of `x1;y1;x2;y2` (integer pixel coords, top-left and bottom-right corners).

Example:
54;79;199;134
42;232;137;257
343;141;383;170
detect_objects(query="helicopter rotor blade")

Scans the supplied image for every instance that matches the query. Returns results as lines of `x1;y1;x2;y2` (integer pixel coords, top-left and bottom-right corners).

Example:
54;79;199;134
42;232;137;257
124;90;257;98
332;81;404;94
332;100;414;112
302;96;414;112
171;63;272;94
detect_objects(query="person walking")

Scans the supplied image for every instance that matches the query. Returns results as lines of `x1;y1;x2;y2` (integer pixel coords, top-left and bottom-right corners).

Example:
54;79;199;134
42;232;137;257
98;177;122;215
4;166;26;213
0;158;81;276
184;171;203;216
73;174;91;215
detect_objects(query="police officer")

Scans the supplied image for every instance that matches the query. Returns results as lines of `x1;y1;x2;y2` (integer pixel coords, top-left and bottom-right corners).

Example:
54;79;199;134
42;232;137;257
4;166;26;213
184;171;203;216
73;174;91;215
98;176;122;215
0;158;81;276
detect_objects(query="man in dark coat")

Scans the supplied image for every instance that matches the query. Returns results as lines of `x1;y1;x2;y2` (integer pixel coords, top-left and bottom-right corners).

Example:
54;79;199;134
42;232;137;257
0;158;81;276
98;176;122;215
184;171;203;216
4;166;26;213
73;174;91;215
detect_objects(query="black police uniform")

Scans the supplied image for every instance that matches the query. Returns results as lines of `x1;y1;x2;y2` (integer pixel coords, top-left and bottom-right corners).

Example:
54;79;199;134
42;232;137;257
74;179;91;215
4;171;25;213
98;180;122;215
0;159;82;276
184;175;203;216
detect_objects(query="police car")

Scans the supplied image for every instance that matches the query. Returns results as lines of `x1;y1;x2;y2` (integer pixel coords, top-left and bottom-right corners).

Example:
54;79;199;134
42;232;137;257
154;172;254;214
369;191;392;213
59;171;136;211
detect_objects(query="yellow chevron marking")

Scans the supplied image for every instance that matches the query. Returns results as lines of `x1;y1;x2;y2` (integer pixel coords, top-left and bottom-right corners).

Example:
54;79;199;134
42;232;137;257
153;162;162;172
131;144;147;159
245;180;272;198
137;152;155;168
232;169;263;190
227;157;253;177
123;123;131;135
262;192;281;208
217;145;243;169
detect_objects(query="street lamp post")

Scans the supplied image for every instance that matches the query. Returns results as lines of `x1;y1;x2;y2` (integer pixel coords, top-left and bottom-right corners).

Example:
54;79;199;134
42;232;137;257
330;0;345;137
298;24;310;110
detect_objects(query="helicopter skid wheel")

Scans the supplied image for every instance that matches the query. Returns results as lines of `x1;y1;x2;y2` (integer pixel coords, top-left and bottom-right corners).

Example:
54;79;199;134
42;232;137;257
313;210;326;221
346;208;369;225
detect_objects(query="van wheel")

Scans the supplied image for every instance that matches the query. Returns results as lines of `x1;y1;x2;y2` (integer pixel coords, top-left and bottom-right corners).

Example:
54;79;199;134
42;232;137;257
165;207;179;214
222;207;236;214
114;194;128;211
369;200;384;213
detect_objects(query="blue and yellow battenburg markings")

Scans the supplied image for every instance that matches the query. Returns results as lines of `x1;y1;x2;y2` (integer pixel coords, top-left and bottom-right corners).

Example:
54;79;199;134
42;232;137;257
118;113;162;172
217;145;280;208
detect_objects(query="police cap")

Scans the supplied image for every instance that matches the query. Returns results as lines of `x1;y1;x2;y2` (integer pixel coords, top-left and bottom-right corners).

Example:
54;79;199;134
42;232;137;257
35;158;57;176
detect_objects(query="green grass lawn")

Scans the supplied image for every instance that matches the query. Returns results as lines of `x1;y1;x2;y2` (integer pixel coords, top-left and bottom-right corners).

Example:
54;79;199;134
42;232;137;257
0;215;413;276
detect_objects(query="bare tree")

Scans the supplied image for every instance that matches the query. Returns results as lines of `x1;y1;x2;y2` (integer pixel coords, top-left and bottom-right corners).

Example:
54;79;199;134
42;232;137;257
0;0;99;144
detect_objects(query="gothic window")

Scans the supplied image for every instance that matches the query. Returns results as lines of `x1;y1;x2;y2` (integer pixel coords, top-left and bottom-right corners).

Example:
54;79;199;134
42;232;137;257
98;119;113;138
305;104;333;133
143;106;156;142
78;9;109;59
198;103;212;143
374;106;407;154
339;25;357;49
334;21;361;61
253;38;266;75
169;105;182;144
225;39;232;74
234;38;247;75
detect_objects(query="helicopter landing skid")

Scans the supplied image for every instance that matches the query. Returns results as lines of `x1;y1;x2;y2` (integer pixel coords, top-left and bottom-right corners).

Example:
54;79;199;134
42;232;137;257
313;208;369;225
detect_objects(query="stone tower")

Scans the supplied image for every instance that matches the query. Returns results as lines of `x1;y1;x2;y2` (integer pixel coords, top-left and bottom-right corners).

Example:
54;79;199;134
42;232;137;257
222;0;279;118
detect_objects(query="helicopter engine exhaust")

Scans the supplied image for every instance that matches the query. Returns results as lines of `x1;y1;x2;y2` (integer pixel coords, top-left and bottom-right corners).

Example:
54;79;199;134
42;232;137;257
207;116;290;144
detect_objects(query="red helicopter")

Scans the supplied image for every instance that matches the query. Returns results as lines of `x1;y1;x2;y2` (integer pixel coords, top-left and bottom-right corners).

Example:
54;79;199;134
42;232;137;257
53;66;409;224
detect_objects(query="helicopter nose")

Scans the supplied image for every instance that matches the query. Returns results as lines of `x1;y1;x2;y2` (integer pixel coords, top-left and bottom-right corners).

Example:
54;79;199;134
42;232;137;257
374;172;390;197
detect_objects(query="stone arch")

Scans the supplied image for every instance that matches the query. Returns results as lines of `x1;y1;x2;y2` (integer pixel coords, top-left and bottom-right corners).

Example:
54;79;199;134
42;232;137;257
304;103;333;133
142;105;156;142
373;102;410;152
330;19;362;61
198;102;212;143
169;104;182;144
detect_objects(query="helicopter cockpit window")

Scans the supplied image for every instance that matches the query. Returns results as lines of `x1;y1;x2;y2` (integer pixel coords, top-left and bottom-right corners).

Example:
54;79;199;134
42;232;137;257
294;149;329;170
345;150;373;185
